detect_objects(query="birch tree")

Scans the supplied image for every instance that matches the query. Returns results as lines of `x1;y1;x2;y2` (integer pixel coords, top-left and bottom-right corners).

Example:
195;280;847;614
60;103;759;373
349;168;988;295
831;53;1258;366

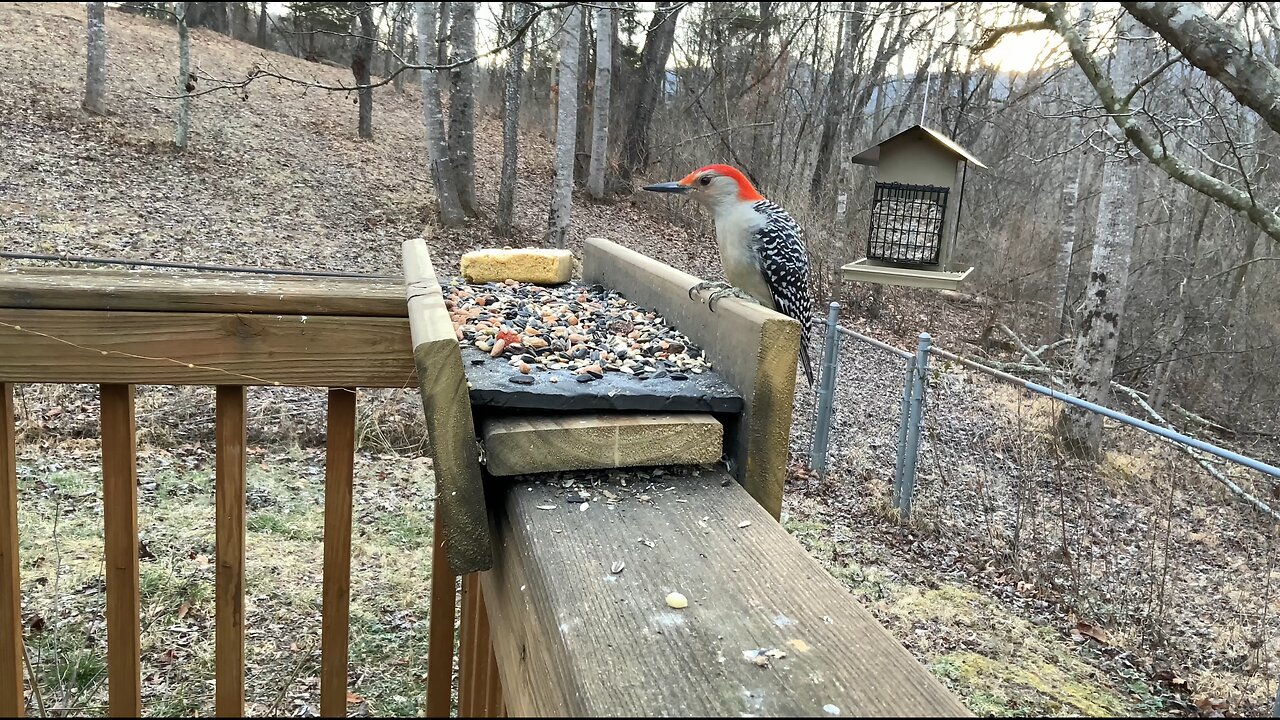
497;1;527;237
416;1;465;226
1044;2;1093;343
448;2;478;215
84;2;107;115
175;2;192;150
1060;11;1145;454
354;3;375;139
390;3;408;92
547;5;581;247
587;3;613;200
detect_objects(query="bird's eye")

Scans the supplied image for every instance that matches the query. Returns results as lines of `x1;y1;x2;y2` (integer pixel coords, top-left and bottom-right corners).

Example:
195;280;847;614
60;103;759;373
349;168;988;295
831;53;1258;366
698;175;712;186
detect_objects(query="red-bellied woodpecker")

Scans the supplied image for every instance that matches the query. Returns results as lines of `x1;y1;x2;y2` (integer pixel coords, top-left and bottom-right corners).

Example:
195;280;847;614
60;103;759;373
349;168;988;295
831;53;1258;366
643;164;814;386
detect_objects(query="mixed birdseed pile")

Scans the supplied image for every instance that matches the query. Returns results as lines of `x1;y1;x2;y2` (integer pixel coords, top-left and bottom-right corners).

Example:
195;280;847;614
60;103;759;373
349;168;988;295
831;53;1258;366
445;278;713;385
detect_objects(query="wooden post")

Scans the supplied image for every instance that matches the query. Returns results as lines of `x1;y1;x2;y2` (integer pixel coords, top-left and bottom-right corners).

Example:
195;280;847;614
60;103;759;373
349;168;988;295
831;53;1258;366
459;573;503;717
320;388;356;718
214;386;246;717
402;238;492;574
425;508;456;718
582;238;801;518
100;384;142;717
0;384;23;717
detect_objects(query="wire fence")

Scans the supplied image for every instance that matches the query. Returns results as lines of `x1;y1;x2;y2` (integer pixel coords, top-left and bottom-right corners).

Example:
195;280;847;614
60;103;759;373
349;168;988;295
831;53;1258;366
809;302;1280;716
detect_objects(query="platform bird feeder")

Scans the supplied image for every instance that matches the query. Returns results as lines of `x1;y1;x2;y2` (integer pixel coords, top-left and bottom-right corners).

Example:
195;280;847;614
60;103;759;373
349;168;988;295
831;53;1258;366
841;125;986;291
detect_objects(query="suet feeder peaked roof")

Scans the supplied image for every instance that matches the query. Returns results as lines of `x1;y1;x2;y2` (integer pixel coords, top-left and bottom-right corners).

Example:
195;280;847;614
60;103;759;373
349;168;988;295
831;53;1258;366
850;124;987;169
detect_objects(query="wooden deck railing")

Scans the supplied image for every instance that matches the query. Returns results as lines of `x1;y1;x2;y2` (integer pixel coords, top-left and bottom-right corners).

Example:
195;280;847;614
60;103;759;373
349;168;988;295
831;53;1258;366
1;250;971;718
0;267;450;717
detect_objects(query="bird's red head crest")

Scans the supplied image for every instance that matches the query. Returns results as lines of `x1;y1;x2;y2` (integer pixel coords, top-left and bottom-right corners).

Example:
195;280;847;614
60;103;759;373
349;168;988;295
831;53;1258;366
678;164;764;202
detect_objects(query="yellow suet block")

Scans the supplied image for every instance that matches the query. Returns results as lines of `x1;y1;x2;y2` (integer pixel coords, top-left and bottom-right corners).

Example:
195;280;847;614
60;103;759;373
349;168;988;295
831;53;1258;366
460;248;574;285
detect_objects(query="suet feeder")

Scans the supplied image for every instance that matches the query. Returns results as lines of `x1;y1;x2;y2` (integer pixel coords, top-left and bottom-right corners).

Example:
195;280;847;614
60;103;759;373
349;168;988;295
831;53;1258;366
841;125;986;291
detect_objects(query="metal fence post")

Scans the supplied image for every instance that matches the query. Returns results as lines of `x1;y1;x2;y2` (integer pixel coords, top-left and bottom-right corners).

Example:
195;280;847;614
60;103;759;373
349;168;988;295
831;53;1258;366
892;355;916;505
898;333;932;518
810;302;841;477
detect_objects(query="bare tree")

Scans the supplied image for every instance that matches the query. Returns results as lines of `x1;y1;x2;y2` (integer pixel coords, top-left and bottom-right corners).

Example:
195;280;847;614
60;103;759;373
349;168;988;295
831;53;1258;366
175;2;192;150
1122;1;1280;136
587;2;613;200
548;5;581;247
354;3;375;139
1027;1;1280;244
808;1;852;203
390;2;408;92
1044;2;1094;343
256;1;268;49
497;1;527;238
1060;11;1145;454
84;2;107;116
448;2;478;215
619;1;682;181
416;1;465;226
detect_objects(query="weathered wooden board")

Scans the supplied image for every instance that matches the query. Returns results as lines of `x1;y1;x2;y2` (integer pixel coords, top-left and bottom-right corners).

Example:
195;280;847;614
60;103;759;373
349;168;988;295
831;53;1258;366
582;238;800;518
479;466;971;717
462;345;743;413
214;386;247;717
0;266;405;316
403;239;493;576
320;388;357;717
101;384;142;717
0;385;22;717
0;309;415;387
481;413;723;476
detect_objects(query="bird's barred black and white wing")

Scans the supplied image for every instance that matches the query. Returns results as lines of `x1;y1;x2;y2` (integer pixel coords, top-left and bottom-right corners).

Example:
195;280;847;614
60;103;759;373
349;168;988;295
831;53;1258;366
749;200;814;385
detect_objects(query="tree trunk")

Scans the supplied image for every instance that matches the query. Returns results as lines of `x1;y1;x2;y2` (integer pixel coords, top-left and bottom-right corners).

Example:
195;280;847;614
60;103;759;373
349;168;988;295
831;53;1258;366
416;1;466;227
573;7;592;185
256;1;268;48
84;2;107;115
547;5;581;248
1044;2;1094;343
436;1;451;66
1060;12;1144;456
809;1;852;204
497;1;527;238
175;2;192;150
187;1;229;33
391;3;407;92
354;4;375;140
619;1;681;181
447;2;478;215
587;3;613;200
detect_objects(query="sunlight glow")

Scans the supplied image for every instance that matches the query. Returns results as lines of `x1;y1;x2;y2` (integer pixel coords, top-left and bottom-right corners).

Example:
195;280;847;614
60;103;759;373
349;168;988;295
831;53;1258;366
975;28;1072;75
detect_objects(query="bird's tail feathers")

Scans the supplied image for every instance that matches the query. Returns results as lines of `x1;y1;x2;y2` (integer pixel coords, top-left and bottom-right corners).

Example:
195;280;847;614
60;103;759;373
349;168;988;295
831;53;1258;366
799;342;814;387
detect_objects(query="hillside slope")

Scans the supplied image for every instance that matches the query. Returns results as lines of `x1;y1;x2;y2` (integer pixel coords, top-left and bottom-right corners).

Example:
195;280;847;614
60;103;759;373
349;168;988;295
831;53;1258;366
0;2;715;279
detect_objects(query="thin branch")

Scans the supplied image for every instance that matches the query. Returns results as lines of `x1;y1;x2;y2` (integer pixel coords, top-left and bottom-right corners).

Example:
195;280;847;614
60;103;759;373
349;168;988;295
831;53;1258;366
150;1;577;100
1121;52;1185;105
972;20;1049;54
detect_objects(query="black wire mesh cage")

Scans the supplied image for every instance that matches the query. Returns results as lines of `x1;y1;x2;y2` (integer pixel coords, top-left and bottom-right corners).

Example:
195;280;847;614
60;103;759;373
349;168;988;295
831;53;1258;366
867;182;949;266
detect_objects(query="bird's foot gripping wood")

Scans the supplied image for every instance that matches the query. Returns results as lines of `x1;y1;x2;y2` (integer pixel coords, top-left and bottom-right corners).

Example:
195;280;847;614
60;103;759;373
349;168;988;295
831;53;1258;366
687;281;760;312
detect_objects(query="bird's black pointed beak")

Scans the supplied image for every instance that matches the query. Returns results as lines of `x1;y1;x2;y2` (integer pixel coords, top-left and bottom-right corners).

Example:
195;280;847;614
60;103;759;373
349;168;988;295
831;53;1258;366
642;181;691;194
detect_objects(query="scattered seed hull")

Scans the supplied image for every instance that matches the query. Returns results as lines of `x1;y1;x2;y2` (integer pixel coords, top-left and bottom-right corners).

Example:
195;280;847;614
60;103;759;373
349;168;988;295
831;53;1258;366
447;279;744;413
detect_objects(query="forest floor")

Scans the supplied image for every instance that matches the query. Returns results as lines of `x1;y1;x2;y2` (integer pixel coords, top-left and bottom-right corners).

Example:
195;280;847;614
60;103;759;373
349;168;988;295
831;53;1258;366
1;3;1276;717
